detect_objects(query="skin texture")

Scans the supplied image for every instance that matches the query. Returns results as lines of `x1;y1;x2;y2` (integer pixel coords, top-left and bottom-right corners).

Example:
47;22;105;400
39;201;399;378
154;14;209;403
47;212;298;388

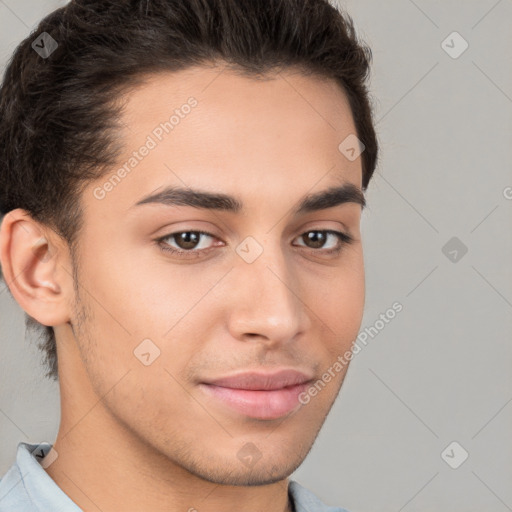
0;64;365;512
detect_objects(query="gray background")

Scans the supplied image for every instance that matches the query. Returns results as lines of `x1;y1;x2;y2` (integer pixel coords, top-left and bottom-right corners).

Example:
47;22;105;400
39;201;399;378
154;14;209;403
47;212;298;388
1;1;511;511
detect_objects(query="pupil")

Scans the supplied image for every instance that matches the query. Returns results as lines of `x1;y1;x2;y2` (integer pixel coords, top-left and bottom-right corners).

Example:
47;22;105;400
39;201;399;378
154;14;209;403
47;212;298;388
178;232;199;249
306;231;325;249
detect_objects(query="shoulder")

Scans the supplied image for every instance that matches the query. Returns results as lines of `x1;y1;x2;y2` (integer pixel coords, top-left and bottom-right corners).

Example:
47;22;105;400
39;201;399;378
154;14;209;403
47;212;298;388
288;479;351;512
0;441;81;512
0;444;33;510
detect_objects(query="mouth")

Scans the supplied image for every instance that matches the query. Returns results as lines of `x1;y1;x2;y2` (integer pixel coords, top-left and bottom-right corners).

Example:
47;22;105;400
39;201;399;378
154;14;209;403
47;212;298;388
198;369;314;420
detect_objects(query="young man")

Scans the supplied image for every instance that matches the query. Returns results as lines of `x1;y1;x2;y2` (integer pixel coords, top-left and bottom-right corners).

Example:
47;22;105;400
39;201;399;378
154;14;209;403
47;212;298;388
0;0;378;510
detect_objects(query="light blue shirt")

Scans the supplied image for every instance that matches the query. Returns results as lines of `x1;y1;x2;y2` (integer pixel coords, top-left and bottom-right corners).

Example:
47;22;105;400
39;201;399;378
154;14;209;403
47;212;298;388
0;442;350;511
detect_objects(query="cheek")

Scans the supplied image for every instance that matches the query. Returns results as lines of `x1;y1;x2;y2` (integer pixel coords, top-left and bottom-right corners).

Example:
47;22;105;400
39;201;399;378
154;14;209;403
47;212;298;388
75;243;214;382
82;239;177;334
311;255;365;356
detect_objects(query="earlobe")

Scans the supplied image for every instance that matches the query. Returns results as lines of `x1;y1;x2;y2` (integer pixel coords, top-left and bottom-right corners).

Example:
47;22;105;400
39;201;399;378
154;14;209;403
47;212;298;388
0;208;71;326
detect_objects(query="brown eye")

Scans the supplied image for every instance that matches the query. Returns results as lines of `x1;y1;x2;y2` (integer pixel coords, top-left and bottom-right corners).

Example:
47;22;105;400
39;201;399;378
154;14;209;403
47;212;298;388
155;228;354;259
294;230;354;253
173;232;202;250
157;230;218;255
301;231;328;249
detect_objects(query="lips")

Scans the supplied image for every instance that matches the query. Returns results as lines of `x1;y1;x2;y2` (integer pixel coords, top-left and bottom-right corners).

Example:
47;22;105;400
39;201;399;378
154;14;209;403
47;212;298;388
202;369;314;391
199;369;314;420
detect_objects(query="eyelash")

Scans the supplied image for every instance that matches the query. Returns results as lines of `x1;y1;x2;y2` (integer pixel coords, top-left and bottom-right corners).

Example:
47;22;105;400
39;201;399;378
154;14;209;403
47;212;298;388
155;229;355;258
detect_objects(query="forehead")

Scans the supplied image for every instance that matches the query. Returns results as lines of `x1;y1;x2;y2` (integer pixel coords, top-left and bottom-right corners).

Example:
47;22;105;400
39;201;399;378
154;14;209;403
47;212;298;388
84;65;362;216
123;64;354;121
119;64;358;154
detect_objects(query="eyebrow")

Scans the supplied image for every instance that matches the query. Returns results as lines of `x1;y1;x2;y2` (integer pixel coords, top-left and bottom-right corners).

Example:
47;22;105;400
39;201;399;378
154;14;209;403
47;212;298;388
132;182;366;214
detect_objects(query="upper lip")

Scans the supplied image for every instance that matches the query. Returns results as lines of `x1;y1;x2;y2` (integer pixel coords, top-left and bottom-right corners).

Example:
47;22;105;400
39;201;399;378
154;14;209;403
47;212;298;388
202;369;314;391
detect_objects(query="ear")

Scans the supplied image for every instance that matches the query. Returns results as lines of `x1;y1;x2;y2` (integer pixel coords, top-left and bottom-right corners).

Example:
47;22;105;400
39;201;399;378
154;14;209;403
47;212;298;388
0;208;73;327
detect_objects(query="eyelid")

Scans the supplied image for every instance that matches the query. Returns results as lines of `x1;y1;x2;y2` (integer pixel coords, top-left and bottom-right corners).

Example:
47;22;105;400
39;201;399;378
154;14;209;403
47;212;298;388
155;227;354;258
157;229;220;250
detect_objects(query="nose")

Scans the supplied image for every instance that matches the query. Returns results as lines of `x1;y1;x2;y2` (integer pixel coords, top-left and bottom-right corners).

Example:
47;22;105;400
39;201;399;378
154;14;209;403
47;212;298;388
226;244;311;348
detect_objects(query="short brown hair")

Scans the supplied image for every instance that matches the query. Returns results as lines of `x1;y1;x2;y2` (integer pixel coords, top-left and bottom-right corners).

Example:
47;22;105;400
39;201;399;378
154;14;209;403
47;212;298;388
0;0;379;381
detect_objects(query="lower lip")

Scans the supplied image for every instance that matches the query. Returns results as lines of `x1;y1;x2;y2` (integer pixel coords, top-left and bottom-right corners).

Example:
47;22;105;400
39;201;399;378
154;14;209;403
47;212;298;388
198;382;311;420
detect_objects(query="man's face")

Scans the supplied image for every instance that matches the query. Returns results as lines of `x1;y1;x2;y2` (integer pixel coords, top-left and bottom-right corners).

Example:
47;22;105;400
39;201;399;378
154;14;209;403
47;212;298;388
63;65;365;485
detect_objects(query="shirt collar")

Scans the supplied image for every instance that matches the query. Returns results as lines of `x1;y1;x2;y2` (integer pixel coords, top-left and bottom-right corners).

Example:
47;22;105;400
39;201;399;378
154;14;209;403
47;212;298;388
15;442;82;511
